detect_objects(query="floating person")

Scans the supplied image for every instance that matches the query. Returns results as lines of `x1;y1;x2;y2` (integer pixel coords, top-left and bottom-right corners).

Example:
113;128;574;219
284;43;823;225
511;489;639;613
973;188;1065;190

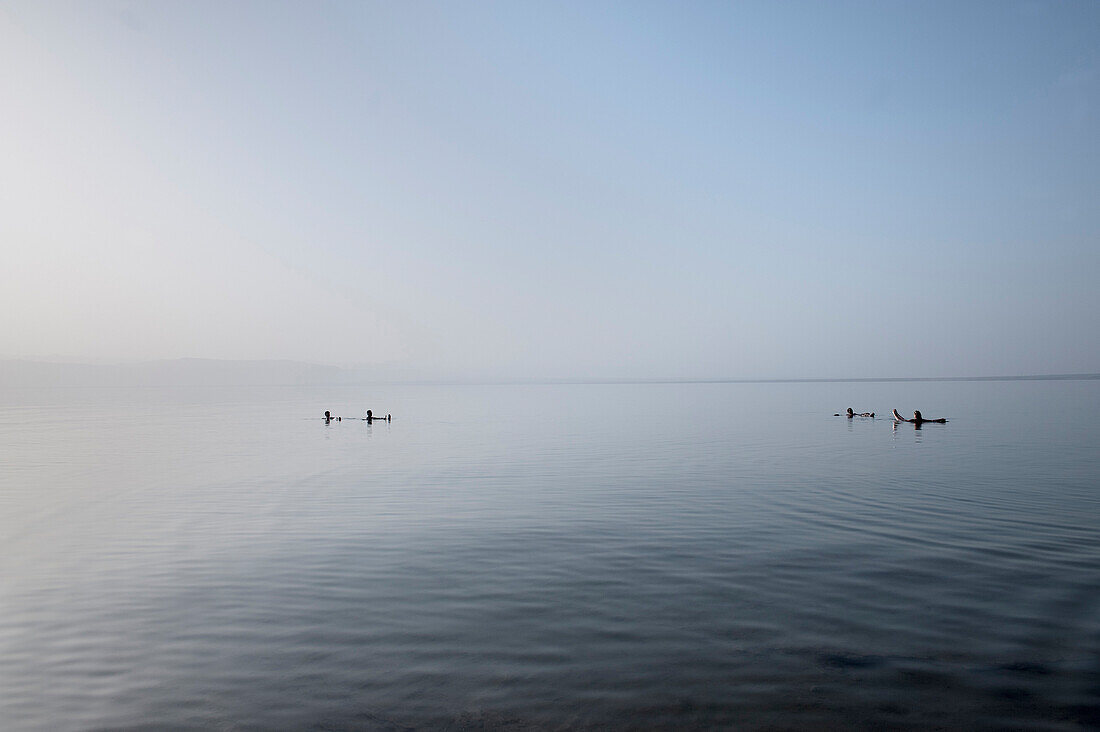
892;409;946;424
364;409;391;423
835;407;874;418
324;410;341;422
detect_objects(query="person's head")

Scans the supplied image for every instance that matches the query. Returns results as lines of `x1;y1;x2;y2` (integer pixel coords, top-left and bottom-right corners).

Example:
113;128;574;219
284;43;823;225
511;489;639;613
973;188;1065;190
325;410;331;419
366;409;373;418
846;407;854;416
913;410;922;420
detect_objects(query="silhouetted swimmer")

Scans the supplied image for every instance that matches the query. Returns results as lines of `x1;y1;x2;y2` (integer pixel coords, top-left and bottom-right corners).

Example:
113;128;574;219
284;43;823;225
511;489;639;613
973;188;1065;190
836;407;874;418
364;409;392;423
324;410;341;422
892;409;946;424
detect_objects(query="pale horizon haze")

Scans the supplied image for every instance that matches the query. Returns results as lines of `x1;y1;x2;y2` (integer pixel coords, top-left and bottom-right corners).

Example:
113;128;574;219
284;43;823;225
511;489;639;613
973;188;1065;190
2;1;1098;380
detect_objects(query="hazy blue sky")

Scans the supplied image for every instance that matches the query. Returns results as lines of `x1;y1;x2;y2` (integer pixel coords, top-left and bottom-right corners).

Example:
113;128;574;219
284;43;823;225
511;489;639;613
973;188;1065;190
2;1;1097;378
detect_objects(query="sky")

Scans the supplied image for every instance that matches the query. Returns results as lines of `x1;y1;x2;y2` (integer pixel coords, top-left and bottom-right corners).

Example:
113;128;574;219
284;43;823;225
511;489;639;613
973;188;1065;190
1;0;1097;379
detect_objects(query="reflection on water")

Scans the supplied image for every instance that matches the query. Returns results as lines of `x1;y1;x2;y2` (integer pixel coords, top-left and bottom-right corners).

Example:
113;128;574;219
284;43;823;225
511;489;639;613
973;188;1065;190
1;381;1098;729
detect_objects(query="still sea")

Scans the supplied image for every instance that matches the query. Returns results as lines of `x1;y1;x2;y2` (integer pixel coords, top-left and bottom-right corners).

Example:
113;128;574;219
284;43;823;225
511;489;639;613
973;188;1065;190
1;379;1098;730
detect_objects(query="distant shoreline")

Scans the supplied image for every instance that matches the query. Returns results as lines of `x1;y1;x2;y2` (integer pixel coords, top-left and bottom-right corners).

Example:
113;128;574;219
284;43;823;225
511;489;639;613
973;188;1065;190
1;358;1096;388
523;374;1100;385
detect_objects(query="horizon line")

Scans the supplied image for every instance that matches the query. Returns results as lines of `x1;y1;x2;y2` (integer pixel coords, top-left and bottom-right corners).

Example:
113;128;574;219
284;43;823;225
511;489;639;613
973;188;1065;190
489;373;1100;385
2;358;1097;386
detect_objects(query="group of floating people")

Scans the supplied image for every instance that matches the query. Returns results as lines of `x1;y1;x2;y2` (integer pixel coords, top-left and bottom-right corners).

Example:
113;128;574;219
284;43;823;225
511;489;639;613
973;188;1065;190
324;409;391;424
835;407;947;424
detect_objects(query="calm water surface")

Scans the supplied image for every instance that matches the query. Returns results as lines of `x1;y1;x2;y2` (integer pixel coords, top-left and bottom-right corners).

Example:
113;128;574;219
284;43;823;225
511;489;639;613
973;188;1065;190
2;380;1098;729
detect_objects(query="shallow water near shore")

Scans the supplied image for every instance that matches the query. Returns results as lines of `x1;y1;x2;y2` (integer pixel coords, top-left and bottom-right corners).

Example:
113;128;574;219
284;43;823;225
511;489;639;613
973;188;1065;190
2;379;1098;729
